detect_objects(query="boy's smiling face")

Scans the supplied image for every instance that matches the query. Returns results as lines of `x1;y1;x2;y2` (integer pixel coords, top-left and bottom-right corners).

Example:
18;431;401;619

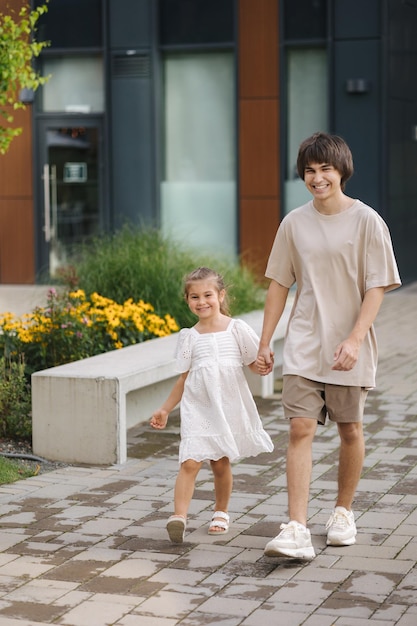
303;162;343;203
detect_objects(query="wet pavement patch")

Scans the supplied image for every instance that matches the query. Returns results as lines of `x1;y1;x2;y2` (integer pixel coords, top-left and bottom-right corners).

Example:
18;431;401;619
81;575;165;595
40;559;111;582
115;536;193;554
89;479;139;493
222;560;280;579
0;601;65;622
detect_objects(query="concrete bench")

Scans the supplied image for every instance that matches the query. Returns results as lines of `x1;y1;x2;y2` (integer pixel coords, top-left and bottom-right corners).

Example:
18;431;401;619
32;305;291;466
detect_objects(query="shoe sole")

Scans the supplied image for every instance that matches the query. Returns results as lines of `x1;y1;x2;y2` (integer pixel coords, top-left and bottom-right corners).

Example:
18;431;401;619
264;545;316;560
167;519;185;543
326;536;356;546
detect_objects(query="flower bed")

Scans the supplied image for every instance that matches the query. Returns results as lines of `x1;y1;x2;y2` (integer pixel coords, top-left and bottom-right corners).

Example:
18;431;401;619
0;288;179;439
0;287;179;374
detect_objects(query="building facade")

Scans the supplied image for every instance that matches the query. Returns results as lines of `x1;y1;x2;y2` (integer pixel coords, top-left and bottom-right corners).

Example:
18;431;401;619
0;0;416;284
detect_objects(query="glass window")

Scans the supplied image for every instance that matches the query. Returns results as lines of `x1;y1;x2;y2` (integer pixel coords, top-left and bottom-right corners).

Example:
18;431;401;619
284;48;328;213
161;52;236;257
159;0;234;46
41;56;104;113
35;0;102;49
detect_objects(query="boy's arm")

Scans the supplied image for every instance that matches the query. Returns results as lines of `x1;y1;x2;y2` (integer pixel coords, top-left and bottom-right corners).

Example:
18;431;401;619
150;372;188;429
332;286;385;371
257;280;289;374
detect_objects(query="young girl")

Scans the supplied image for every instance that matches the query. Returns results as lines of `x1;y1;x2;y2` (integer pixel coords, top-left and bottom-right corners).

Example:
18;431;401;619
150;267;273;543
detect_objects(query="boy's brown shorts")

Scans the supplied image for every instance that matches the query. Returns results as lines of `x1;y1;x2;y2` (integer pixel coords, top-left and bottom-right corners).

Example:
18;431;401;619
282;375;368;425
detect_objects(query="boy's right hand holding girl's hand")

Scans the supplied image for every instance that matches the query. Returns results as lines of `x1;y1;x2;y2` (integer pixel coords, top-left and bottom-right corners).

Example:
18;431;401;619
256;347;274;376
150;409;169;429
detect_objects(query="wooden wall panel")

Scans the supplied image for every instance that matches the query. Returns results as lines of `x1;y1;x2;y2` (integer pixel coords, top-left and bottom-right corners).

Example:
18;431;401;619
0;2;35;284
239;99;279;198
240;198;279;275
238;0;279;99
0;0;24;9
238;0;281;277
0;107;33;196
0;106;35;283
0;198;35;283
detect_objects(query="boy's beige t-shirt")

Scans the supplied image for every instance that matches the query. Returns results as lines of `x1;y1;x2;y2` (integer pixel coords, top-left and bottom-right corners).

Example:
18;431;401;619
265;200;401;388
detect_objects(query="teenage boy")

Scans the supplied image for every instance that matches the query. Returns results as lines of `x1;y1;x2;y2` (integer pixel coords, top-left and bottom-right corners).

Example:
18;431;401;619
257;132;401;560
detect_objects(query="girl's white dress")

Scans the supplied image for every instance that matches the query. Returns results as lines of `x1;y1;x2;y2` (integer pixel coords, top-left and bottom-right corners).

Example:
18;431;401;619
175;318;274;464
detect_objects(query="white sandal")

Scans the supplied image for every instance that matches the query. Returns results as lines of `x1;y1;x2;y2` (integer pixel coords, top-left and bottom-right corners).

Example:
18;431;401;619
208;511;230;535
166;515;186;543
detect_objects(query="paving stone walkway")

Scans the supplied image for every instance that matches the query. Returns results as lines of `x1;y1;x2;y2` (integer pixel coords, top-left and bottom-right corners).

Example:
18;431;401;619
0;283;416;626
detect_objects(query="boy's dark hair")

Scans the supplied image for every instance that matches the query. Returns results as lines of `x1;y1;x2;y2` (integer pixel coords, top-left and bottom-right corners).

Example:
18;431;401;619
296;132;354;191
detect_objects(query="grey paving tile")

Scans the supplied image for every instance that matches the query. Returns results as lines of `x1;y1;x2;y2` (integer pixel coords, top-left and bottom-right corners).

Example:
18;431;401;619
302;616;342;626
267;579;335;605
331;556;414;575
117;616;178;626
359;511;411;530
292;566;352;584
316;599;377;619
190;594;262;618
396;612;417;626
54;595;141;626
182;616;243;626
324;543;401;560
131;589;207;619
371;603;408;623
336;619;395;626
242;608;310;625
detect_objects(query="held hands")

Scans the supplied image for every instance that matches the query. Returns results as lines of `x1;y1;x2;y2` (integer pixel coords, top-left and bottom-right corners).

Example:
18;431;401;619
150;409;169;430
332;337;361;371
256;346;274;376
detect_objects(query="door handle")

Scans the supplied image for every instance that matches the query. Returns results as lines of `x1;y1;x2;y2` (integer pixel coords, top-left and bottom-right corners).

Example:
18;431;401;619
42;164;51;242
42;164;57;242
50;165;57;240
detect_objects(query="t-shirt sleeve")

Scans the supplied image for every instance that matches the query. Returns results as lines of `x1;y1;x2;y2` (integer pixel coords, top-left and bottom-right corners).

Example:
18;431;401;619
265;218;296;288
232;319;260;365
174;329;193;373
365;213;402;293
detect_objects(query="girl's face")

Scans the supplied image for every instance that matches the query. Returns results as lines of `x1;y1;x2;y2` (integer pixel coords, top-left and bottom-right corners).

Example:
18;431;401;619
186;279;225;320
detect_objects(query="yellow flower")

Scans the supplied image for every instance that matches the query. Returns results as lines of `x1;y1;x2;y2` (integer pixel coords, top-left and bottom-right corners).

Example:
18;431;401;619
69;289;86;301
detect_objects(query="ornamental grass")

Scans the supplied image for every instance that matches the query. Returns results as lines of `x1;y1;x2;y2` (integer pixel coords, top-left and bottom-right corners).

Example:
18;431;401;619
71;227;265;329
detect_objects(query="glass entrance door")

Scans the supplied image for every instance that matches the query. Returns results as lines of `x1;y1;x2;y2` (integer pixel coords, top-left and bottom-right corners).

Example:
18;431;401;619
37;118;103;277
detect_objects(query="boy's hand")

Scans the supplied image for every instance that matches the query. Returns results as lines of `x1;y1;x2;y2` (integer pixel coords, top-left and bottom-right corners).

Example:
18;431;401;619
332;337;360;371
150;409;169;429
256;348;274;376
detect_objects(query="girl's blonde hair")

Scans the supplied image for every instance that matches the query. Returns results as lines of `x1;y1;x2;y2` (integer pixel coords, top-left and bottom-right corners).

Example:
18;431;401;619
183;267;230;316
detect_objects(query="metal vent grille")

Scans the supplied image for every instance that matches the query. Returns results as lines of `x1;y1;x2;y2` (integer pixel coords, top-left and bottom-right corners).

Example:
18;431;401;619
112;54;151;78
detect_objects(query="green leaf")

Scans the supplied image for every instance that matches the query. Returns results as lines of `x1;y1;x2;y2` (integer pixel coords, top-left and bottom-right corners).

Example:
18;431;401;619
0;2;50;153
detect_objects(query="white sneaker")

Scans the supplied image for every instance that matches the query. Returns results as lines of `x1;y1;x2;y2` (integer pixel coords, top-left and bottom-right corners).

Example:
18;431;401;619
264;521;316;560
326;506;357;546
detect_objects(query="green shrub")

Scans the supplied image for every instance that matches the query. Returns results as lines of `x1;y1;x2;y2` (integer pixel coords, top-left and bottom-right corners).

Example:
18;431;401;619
70;226;265;328
0;356;31;439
